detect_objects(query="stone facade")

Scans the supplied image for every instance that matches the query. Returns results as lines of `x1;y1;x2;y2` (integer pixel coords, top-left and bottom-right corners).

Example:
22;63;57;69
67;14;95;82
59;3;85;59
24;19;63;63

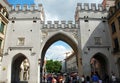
75;3;114;77
108;0;120;77
65;52;78;73
0;1;9;82
0;1;117;83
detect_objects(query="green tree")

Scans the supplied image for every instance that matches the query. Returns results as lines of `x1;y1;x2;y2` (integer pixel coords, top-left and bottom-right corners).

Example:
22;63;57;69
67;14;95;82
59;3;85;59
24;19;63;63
46;60;62;73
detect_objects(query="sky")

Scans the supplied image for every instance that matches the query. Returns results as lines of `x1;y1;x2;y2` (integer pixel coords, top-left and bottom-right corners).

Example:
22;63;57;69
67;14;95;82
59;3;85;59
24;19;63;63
7;0;102;61
45;41;73;61
8;0;102;21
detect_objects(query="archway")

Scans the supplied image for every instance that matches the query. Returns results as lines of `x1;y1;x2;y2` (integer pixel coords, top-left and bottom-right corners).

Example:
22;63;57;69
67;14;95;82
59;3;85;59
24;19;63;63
117;58;120;77
41;32;78;82
11;53;30;83
90;53;108;79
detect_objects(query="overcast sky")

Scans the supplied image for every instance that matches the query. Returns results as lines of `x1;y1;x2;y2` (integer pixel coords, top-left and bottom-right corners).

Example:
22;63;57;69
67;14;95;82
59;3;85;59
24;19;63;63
7;0;103;61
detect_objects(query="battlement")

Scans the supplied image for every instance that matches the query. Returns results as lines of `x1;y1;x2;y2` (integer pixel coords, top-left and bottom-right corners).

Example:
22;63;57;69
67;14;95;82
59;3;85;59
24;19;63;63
9;4;45;21
75;3;109;21
10;4;43;12
76;3;109;11
41;21;79;29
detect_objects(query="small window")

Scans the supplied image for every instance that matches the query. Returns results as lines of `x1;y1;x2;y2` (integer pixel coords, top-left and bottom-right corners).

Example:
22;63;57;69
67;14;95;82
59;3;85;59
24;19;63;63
18;37;25;46
0;39;2;48
118;16;120;30
111;22;116;34
0;22;5;33
94;37;102;45
113;38;119;52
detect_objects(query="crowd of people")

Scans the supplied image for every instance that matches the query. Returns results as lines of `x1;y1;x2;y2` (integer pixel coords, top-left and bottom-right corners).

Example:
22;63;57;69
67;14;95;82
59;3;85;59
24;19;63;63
43;72;117;83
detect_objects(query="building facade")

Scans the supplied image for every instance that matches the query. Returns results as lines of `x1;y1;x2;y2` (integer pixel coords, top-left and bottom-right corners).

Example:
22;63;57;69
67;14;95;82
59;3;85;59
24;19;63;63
75;3;114;78
65;52;78;73
0;1;9;82
108;0;120;77
0;0;117;83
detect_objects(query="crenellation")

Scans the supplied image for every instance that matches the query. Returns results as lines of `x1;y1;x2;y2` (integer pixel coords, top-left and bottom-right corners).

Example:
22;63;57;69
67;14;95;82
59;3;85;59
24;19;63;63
11;5;15;11
98;4;103;11
76;3;108;12
61;21;66;28
47;21;52;28
84;3;89;10
10;4;43;12
77;3;82;10
47;21;52;24
91;3;96;11
30;4;36;11
38;4;43;11
68;21;73;28
42;21;78;29
15;5;21;11
75;24;79;28
72;24;75;28
54;21;58;28
75;3;108;21
54;21;59;24
61;21;66;24
23;5;28;11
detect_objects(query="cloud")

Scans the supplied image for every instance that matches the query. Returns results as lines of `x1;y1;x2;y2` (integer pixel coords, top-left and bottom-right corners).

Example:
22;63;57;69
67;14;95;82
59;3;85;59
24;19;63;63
45;11;60;21
45;45;72;61
35;0;102;21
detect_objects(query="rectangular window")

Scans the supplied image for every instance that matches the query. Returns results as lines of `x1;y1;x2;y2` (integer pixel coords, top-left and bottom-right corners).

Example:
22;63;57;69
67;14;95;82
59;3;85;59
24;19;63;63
0;22;4;33
111;22;116;34
94;37;102;45
113;38;119;52
18;37;25;46
118;16;120;30
0;39;2;48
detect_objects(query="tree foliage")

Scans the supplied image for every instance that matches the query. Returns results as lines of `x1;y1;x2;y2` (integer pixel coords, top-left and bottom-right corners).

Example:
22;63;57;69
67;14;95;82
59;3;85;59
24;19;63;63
46;60;62;73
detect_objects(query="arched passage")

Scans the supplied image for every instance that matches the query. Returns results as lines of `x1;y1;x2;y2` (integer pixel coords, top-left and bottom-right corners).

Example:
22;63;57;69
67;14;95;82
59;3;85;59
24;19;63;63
41;32;79;82
11;53;30;83
90;53;109;79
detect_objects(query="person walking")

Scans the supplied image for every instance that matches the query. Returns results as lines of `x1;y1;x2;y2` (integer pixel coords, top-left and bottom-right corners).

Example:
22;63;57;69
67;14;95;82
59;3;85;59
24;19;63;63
112;73;116;83
81;75;85;83
86;75;90;83
64;74;71;83
91;73;99;83
52;76;57;83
